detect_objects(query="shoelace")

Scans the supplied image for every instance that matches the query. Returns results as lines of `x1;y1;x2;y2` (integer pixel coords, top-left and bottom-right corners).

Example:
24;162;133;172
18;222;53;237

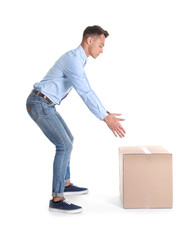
63;199;71;205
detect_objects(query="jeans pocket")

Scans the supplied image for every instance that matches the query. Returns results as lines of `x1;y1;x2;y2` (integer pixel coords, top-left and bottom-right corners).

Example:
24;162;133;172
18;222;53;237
40;101;55;116
26;102;39;122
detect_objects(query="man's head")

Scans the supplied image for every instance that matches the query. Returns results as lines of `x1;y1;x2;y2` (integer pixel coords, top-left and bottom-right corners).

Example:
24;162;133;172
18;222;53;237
81;25;109;58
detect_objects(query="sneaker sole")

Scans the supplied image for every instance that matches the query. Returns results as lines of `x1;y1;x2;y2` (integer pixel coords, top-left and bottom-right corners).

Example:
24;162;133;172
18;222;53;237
64;190;89;195
49;207;83;214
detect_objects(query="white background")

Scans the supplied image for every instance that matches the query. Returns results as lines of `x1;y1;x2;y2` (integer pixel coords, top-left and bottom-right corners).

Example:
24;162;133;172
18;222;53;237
1;0;191;239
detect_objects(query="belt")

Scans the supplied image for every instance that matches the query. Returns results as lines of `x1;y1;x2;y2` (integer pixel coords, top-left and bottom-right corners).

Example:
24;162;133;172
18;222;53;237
32;90;55;106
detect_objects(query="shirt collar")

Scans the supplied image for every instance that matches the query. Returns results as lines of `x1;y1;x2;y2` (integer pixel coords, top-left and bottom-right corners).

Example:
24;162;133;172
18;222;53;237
77;45;88;63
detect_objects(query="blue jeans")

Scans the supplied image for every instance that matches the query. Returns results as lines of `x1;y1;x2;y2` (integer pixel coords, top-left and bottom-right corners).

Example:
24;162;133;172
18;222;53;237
26;92;74;197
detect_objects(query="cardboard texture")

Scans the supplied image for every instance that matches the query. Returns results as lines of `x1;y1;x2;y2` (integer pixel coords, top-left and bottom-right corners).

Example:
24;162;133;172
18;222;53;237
119;146;173;208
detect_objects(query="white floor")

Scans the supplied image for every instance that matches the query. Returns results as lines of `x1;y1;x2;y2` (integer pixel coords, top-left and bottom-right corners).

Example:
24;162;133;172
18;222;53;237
2;184;190;240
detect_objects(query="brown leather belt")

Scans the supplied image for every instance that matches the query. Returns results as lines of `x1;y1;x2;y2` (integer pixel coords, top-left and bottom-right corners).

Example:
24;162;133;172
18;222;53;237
32;90;55;106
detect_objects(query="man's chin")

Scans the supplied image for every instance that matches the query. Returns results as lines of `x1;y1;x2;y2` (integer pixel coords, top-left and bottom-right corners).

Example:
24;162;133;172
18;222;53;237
90;53;99;59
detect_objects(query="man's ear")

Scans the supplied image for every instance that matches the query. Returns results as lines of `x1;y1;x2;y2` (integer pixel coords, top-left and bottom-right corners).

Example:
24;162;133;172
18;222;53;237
86;36;93;45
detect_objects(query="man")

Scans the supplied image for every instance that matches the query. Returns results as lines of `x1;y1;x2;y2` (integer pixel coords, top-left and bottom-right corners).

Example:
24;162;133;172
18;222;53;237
26;25;126;214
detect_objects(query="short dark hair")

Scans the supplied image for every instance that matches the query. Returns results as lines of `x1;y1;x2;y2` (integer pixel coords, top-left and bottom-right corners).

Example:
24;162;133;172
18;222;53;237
83;25;109;39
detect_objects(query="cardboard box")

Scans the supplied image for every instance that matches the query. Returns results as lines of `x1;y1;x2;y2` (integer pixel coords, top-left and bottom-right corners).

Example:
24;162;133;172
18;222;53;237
119;146;173;208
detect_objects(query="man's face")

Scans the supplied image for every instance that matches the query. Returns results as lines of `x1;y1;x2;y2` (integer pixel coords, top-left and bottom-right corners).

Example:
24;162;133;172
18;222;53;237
88;34;105;58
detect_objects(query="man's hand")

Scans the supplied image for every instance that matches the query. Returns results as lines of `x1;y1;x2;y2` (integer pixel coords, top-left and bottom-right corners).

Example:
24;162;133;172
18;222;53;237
103;112;126;138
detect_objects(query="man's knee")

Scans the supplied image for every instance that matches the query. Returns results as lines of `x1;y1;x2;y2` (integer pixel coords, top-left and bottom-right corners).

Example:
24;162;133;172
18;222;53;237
56;141;73;152
71;135;74;143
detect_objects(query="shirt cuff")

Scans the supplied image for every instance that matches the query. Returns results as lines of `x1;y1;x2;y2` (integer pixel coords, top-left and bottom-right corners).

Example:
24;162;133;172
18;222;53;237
98;111;108;121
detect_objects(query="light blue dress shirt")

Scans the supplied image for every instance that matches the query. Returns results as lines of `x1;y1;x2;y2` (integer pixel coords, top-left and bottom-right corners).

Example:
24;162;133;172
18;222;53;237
34;45;107;120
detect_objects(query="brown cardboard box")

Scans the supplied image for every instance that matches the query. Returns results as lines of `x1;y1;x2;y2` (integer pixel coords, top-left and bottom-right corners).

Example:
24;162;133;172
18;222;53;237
119;146;173;208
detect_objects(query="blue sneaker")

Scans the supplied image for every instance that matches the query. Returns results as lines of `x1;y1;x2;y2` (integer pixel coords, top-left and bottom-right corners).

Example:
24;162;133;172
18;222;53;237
64;184;88;195
49;199;82;214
